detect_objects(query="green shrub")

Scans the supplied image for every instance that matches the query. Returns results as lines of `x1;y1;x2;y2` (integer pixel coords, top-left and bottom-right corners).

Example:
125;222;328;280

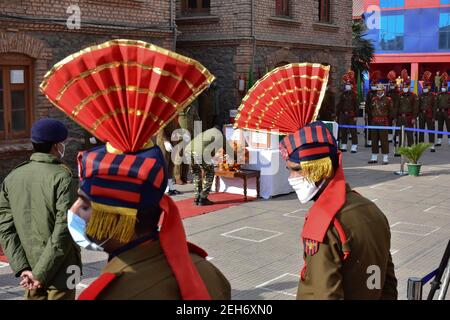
397;143;432;164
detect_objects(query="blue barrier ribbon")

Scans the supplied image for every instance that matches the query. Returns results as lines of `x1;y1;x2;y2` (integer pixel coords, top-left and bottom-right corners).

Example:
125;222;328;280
421;269;438;285
339;124;450;136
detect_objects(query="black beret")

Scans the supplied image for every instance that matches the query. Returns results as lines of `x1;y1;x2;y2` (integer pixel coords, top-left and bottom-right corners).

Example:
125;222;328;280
31;118;68;143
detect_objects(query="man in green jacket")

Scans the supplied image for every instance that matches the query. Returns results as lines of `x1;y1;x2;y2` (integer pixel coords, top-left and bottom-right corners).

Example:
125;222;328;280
0;119;81;300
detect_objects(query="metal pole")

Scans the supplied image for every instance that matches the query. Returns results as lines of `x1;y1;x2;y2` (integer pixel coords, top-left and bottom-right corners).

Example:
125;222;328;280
407;277;423;300
438;263;450;300
395;125;408;176
428;240;450;300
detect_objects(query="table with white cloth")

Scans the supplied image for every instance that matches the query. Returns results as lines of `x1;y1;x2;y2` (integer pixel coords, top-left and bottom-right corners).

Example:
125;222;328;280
214;147;293;199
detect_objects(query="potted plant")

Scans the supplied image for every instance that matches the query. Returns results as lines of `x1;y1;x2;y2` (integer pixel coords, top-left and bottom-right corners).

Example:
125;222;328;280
397;143;432;176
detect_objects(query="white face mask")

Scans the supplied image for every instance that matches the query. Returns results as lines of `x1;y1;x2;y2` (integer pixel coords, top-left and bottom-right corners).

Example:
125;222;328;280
67;210;110;251
345;85;352;91
371;86;377;91
423;88;429;93
57;142;66;159
403;88;409;93
288;177;326;204
377;91;385;97
390;86;396;90
442;87;447;93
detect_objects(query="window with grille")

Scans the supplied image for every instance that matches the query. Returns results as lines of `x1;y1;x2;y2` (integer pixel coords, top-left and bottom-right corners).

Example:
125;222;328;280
0;54;33;141
181;0;210;15
319;0;331;23
275;0;290;17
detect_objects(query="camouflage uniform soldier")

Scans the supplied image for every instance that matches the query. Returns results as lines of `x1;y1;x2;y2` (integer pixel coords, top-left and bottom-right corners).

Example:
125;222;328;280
336;71;359;153
187;125;234;206
418;71;437;151
435;72;450;147
396;69;418;149
368;84;393;165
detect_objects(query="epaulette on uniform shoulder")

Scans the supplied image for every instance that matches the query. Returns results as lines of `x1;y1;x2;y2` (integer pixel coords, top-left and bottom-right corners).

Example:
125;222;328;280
77;272;119;300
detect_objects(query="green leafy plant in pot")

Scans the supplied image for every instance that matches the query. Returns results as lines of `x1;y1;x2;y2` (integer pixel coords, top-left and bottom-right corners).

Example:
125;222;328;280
397;143;432;176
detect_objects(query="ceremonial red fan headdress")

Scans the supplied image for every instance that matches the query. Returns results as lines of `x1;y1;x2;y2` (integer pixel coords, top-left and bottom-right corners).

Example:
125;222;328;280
401;69;410;87
234;63;346;246
370;71;381;85
387;70;396;83
233;63;330;135
40;39;214;153
41;40;215;300
442;72;449;88
422;71;432;88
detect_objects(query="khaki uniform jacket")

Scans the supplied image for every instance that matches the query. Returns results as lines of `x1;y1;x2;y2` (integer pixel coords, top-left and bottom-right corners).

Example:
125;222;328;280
96;240;231;300
0;153;81;289
297;184;398;300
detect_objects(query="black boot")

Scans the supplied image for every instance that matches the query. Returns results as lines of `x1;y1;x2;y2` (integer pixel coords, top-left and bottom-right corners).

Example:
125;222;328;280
198;198;214;206
194;196;200;205
168;189;182;196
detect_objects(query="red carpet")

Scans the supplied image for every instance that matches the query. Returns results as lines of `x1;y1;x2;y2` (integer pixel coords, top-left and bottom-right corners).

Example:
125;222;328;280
176;192;255;219
0;247;7;263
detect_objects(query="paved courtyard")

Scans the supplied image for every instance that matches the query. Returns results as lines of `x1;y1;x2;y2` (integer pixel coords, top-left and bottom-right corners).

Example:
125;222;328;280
1;132;450;300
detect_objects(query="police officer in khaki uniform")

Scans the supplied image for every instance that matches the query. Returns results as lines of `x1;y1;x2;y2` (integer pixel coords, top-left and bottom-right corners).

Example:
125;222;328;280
368;84;393;165
435;72;450;147
280;122;397;300
336;71;359;153
396;70;419;149
40;39;231;300
418;72;437;151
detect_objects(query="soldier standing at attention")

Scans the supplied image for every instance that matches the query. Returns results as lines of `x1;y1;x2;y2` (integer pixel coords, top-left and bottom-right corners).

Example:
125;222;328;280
367;84;393;165
365;71;381;148
0;119;81;300
336;71;359;153
418;71;437;152
386;71;400;145
396;69;418;150
435;72;450;147
40;39;231;300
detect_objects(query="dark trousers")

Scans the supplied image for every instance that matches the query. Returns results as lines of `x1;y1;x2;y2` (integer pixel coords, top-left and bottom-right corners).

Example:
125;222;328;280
371;128;389;154
437;112;450;139
339;116;358;145
419;116;435;143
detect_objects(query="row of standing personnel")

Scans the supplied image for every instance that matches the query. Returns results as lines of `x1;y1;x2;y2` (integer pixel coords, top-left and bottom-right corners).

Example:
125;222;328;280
318;70;450;164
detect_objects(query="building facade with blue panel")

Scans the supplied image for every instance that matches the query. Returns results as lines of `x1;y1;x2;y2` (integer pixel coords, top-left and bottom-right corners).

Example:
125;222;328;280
357;0;450;90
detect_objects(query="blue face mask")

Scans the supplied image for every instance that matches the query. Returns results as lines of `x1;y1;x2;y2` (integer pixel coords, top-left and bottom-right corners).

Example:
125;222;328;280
67;210;110;251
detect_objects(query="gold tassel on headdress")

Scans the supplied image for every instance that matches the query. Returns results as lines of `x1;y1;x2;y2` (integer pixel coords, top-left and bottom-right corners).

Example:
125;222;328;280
300;157;334;183
87;202;138;243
